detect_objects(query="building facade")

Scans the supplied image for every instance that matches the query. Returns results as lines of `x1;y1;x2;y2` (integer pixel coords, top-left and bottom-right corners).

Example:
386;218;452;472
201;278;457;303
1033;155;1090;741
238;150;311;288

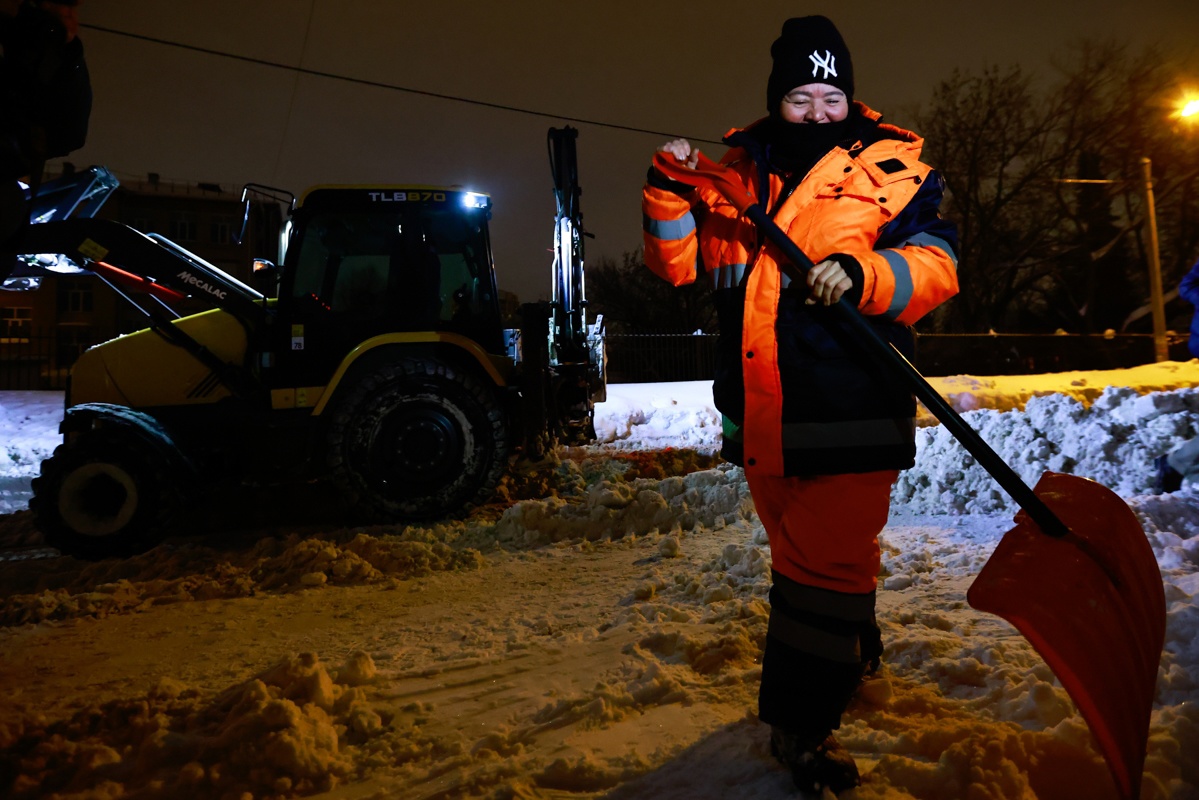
1;168;282;389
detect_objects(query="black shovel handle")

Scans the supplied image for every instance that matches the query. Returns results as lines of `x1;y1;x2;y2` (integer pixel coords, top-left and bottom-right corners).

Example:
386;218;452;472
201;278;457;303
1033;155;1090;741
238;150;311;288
652;151;1071;539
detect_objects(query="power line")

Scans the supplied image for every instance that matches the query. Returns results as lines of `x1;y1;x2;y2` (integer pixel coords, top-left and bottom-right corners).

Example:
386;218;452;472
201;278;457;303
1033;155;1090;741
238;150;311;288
269;0;317;182
80;22;727;146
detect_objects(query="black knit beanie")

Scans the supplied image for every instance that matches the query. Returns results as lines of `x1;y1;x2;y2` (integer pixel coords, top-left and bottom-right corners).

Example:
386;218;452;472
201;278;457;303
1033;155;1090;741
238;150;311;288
766;16;854;113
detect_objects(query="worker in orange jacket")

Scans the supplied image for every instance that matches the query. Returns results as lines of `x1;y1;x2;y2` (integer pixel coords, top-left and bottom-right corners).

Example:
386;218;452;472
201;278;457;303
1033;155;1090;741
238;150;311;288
643;15;959;794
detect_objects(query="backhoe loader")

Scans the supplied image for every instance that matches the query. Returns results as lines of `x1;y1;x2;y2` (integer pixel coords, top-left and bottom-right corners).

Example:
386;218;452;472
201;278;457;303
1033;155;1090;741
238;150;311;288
9;127;605;559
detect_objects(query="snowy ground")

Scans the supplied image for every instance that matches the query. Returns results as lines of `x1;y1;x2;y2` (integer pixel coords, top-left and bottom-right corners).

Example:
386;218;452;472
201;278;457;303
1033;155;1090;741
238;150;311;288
1;361;1198;800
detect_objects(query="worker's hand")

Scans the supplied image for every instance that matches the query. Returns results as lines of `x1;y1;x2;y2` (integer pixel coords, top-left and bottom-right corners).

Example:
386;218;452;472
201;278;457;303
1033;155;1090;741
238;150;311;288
658;139;700;170
806;258;854;306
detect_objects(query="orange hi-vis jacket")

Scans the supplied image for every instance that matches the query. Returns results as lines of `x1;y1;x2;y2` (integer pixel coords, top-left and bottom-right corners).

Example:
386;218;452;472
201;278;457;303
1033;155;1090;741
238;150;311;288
642;105;959;478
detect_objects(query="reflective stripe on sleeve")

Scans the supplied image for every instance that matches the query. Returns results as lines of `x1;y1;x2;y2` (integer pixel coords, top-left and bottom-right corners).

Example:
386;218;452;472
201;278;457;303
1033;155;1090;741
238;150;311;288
879;249;913;321
902;231;959;265
642;212;696;242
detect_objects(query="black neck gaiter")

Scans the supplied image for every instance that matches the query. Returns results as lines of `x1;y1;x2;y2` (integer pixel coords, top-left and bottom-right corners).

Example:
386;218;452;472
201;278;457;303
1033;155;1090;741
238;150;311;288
763;114;856;176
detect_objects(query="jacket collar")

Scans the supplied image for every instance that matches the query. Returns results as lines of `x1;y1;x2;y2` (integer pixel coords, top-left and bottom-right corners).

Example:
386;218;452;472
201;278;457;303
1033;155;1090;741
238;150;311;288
721;102;920;201
722;102;919;153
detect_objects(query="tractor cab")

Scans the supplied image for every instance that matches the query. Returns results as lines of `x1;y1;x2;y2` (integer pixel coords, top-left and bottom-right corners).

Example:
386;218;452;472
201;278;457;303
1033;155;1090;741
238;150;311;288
267;186;504;387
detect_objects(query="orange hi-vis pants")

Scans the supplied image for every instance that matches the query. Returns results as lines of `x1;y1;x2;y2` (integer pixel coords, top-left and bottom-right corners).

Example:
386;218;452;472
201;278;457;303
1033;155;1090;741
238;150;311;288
747;469;900;595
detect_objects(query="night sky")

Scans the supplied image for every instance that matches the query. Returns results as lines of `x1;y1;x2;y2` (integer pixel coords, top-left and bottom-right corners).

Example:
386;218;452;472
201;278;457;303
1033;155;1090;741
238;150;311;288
61;0;1199;303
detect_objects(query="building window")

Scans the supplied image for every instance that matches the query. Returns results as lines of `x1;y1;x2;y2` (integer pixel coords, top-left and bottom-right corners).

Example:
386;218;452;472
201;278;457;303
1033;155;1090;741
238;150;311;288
57;280;94;313
171;214;197;242
1;307;32;341
211;217;235;244
56;326;95;367
123;209;151;231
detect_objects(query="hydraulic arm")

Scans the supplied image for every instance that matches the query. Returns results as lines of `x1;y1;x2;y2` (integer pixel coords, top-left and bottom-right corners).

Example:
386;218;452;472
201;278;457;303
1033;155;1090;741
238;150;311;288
14;167;269;397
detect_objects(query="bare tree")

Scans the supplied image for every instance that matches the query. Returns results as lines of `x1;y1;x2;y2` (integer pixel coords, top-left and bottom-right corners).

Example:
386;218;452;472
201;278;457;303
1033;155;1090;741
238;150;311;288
1056;43;1199;330
917;65;1079;332
916;43;1199;333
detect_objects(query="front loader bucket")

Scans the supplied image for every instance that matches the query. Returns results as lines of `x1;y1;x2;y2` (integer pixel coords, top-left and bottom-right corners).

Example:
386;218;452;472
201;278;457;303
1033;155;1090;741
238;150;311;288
968;472;1166;800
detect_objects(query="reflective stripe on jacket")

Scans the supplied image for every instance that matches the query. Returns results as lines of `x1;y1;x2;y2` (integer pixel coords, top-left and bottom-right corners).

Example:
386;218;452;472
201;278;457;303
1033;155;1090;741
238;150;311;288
642;103;959;477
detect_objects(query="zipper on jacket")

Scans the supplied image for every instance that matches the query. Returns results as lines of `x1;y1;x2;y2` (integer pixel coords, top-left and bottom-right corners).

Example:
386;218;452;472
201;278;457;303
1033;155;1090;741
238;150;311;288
741;171;805;289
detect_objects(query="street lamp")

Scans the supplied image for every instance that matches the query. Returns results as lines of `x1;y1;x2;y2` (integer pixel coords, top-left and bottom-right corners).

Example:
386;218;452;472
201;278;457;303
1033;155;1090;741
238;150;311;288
1055;98;1197;363
1054;165;1170;361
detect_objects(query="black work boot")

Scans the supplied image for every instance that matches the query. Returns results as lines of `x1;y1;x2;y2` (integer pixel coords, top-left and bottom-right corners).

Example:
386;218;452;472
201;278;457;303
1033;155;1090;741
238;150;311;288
770;726;861;795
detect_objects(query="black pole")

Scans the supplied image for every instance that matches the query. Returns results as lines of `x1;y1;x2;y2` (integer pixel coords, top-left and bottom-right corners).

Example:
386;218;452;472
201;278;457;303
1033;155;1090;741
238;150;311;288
743;203;1071;539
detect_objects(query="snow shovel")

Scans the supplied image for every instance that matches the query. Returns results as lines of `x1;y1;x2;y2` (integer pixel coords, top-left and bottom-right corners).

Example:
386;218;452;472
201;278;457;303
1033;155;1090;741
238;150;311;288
653;150;1167;800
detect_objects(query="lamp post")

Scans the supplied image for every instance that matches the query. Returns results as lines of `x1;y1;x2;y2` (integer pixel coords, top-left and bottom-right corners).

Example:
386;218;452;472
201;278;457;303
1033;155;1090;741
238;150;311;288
1056;93;1198;362
1164;97;1199;360
1056;166;1170;362
1140;157;1168;361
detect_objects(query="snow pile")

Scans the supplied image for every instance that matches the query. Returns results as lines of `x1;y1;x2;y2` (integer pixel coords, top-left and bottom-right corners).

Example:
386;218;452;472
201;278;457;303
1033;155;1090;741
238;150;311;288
927;360;1199;418
0;450;737;626
0;528;485;626
1;651;380;799
592;382;722;453
876;516;1010;590
0;392;62;515
894;386;1199;515
493;463;753;548
2;365;1199;800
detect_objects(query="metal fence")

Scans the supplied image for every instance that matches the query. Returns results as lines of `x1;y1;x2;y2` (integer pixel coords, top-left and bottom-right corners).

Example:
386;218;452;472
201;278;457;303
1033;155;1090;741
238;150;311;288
603;334;717;383
910;332;1190;376
0;330;1192;392
0;330;72;391
601;331;1194;383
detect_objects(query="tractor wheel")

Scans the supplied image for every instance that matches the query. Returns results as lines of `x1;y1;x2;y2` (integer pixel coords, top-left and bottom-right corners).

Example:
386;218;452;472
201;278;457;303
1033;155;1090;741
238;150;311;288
326;358;508;520
31;429;184;559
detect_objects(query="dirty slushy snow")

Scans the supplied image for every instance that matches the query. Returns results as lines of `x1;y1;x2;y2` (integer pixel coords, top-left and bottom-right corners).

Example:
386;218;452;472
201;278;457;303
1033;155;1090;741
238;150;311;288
1;360;1198;799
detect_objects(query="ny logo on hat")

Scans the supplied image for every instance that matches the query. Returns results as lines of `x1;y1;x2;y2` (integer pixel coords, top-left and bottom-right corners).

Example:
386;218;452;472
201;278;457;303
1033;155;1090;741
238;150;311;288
809;50;838;80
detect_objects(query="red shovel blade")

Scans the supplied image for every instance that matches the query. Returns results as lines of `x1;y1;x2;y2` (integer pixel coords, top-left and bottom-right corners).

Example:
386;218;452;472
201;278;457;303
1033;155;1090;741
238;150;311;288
967;472;1166;800
652;150;756;212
